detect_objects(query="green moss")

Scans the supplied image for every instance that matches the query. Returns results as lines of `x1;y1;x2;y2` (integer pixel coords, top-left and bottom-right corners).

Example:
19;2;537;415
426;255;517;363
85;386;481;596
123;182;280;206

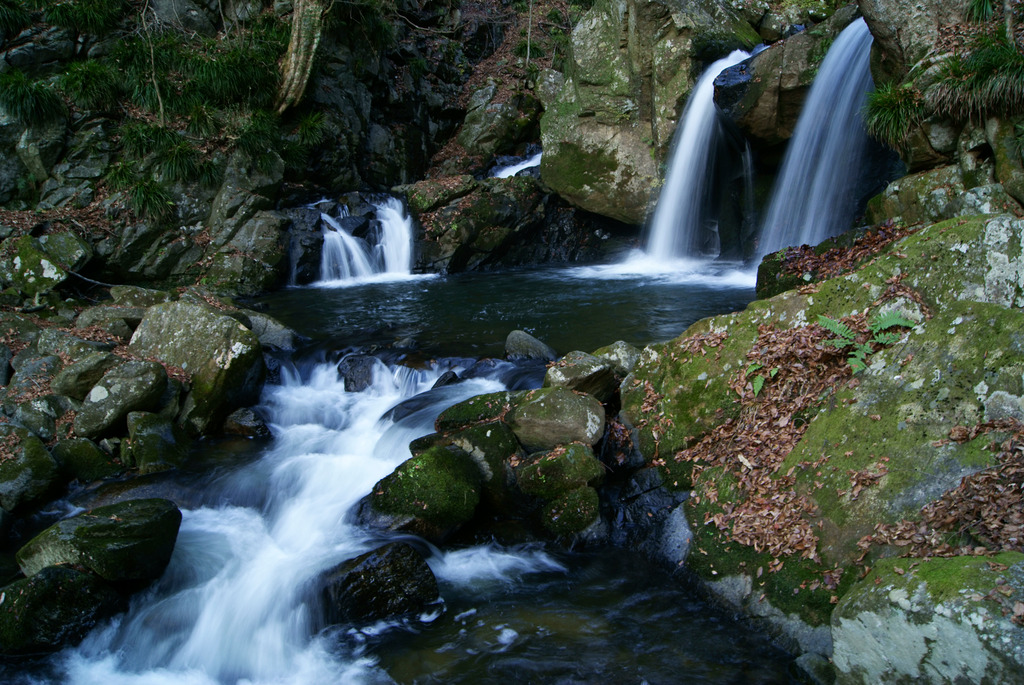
516;442;603;499
541;485;599;536
539;142;618;199
371;446;483;526
434;391;512;432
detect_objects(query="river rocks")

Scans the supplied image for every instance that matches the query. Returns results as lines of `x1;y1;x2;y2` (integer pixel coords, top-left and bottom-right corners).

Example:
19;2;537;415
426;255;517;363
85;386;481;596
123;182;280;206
542;350;619;402
540;0;760;224
321;542;439;625
16;498;182;584
72;361;169;439
458;82;541;158
122;412;192;473
507;387;605;452
832;554;1024;683
517;442;604;499
505;330;557;362
0;566;126;657
129;300;265;434
0;427;61;512
0;235;70;298
50;438;123;482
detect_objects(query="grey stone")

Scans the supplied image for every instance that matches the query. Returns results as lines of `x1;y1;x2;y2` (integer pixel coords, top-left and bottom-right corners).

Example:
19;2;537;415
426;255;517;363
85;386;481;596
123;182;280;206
505;329;557;361
72;361;169;438
51;352;120;400
507;386;605;452
0;427;61;512
543;350;619;402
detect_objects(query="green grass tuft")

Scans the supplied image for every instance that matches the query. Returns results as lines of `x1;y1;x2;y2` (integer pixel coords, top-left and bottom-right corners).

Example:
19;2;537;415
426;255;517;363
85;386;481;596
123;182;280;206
126;177;173;220
37;0;129;36
0;0;31;37
158;139;199;183
296;111;327;148
234;110;281;172
864;81;923;152
929;35;1024;119
59;60;122;111
118;121;179;159
0;69;65;125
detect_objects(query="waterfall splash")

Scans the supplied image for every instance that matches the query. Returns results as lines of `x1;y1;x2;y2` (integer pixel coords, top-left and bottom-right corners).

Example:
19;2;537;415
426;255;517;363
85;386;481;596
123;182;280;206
492;151;543;179
756;18;874;256
319;197;415;285
55;359;561;684
644;49;752;262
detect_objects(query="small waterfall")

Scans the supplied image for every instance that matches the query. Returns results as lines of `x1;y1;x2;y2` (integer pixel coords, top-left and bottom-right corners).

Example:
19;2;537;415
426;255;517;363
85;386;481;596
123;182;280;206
318;197;414;284
644;49;752;261
757;18;874;256
492;151;543;178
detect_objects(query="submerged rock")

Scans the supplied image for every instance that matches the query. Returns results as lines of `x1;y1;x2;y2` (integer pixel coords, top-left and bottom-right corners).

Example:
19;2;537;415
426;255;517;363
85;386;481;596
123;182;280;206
321;542;439;625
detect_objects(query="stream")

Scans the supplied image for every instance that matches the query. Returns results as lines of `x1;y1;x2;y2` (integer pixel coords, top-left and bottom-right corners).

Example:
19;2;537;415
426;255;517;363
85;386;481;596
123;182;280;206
6;258;801;684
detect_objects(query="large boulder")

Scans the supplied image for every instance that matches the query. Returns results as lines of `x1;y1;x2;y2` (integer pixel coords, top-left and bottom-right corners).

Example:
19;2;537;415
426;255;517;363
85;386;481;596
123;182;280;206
543;350;620;402
859;0;964;84
16;498;182;585
0;566;125;656
540;0;760;224
128;300;265;434
321;542;439;624
203;210;290;296
832;554;1024;683
506;386;606;452
0;427;61;512
457;82;540;159
72;360;169;439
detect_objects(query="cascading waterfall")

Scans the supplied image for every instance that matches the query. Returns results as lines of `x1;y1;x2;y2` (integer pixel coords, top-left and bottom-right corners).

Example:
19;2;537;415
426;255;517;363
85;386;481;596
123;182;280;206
644;49;752;261
319;197;414;283
492;151;542;179
58;358;561;684
756;18;874;256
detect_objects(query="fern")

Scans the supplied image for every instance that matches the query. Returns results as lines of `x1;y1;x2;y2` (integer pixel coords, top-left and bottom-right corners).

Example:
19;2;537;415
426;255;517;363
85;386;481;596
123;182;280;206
817;315;857;344
752;375;766;397
869;311;916;335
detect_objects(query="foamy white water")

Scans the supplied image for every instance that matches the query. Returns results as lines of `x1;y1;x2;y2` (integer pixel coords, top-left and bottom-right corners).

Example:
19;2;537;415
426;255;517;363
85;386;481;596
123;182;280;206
53;359;562;685
318;197;419;286
492;152;542;179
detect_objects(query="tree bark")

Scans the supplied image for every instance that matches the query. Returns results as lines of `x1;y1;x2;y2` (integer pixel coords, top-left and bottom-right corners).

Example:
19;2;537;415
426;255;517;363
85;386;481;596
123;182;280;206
276;0;326;115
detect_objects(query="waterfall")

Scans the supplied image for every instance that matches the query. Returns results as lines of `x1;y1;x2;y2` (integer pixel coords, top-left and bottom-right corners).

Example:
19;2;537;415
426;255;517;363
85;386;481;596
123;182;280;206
318;197;414;284
58;359;562;684
644;49;752;261
756;18;874;256
492;151;543;179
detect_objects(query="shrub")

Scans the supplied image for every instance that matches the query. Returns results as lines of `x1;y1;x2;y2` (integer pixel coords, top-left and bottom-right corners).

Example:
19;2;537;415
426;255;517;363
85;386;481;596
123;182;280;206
59;60;121;111
0;69;65;125
864;81;923;152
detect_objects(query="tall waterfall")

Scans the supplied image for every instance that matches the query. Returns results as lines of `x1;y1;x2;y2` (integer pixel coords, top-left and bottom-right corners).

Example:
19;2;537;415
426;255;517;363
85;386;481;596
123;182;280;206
756;18;874;256
319;196;414;283
644;49;752;261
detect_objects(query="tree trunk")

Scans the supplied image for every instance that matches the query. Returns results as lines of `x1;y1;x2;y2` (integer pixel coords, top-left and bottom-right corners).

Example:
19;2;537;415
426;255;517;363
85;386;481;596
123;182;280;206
276;0;326;115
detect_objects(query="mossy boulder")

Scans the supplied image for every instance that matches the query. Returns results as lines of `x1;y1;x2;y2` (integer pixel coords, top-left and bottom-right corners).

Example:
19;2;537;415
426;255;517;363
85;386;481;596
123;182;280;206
121;411;192;473
50;438;123;482
434;391;512;433
203;210;290;297
0;566;125;656
505;329;557;361
129;300;265;434
0;427;61;512
591;339;641;376
543;350;620;402
457;82;541;158
16;498;182;585
368;445;483;538
507;386;606;452
51;351;121;401
72;360;169;439
447;420;525;510
404;175;477;214
0;235;69;297
540;485;600;536
832;554;1024;683
516;442;604;499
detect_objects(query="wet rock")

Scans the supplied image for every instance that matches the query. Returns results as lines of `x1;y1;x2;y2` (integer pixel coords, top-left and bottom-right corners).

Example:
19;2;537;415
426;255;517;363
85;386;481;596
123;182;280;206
246;311;297;350
505;329;557;361
337;355;380;393
404;175;477;214
222;407;271;438
540;485;600;536
50;438;123;482
121;412;192;473
434;391;513;432
204;210;290;296
0;566;125;657
0;427;61;512
72;361;168;439
543;350;619;402
16;498;182;584
832;554;1024;683
129;300;265;434
457;81;541;159
516;442;604;499
448;420;525;511
321;542;439;624
507;387;605;452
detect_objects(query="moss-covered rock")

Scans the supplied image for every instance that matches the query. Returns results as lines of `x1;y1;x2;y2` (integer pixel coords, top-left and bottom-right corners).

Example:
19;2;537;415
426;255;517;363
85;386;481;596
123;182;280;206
369;446;483;534
50;438;123;482
507;386;605;452
434;391;512;433
457;82;540;158
0;427;61;512
516;442;604;499
129;300;265;434
832;554;1024;683
122;411;192;474
51;351;120;401
591;339;641;376
16;498;182;585
72;360;168;439
448;420;525;511
540;485;600;536
543;350;619;402
0;235;69;297
0;566;125;656
404;175;478;215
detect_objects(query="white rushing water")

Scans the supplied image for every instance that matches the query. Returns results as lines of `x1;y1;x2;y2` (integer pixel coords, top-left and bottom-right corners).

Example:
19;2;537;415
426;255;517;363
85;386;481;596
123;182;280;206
319;197;417;286
55;360;564;685
757;18;874;256
644;49;752;262
491;152;542;179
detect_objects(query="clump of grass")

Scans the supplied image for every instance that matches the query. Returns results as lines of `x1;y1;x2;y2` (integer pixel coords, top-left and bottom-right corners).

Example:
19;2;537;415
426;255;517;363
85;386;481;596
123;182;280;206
59;59;122;111
864;81;923;152
296;110;327;148
234;110;281;172
28;0;129;36
158;139;199;183
104;160;135;191
126;177;173;220
0;69;65;125
118;120;179;158
0;0;31;37
929;35;1024;119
